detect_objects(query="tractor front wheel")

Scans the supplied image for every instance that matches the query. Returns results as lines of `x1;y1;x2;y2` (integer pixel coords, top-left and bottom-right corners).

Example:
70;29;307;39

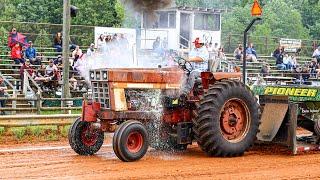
113;120;149;162
193;80;260;157
68;118;104;155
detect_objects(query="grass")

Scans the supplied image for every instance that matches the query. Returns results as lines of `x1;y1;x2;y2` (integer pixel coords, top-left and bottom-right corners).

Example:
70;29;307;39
12;128;26;140
0;127;4;136
40;110;81;115
0;125;71;142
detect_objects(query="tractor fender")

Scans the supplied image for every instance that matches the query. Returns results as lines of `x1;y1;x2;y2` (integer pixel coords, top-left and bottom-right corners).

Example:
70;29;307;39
81;101;101;122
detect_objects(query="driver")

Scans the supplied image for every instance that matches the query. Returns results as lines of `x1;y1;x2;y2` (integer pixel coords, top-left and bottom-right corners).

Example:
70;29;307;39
181;37;209;96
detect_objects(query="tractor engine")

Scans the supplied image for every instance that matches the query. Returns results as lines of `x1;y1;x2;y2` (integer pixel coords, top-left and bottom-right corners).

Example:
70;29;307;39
84;67;189;124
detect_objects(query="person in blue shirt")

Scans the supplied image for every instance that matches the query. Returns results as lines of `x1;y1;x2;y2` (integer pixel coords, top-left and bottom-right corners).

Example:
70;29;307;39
25;41;37;64
246;43;257;62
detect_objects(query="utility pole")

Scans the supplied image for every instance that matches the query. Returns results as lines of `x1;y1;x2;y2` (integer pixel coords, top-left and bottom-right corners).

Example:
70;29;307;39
62;0;71;107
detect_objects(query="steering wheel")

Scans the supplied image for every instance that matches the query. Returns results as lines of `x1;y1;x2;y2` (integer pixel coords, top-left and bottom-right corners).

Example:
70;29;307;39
174;56;193;73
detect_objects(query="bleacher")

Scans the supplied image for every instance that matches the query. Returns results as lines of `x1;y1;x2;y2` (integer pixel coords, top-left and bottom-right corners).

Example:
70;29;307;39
222;53;320;85
0;44;88;115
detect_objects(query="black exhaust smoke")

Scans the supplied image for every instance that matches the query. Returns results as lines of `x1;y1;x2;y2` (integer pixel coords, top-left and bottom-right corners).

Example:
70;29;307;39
121;0;173;27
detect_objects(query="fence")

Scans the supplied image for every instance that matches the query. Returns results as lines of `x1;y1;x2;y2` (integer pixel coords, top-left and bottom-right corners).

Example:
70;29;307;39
222;33;318;56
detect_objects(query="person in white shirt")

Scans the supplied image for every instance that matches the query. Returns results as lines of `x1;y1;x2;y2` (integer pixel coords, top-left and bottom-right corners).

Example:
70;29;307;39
312;46;320;63
86;43;95;56
181;38;209;95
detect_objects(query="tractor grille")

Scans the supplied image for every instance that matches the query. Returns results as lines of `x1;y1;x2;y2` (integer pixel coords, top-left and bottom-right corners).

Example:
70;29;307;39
91;69;110;109
92;82;110;109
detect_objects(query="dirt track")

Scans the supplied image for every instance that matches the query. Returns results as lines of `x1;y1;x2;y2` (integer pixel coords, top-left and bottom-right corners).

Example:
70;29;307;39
1;137;320;180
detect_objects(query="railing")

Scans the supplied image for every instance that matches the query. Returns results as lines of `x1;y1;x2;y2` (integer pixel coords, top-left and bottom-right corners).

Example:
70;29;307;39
179;35;190;49
223;33;318;57
0;73;18;114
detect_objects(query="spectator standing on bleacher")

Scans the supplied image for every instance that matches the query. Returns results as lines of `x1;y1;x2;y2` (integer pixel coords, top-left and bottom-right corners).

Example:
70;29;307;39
96;34;105;52
11;43;24;64
53;32;63;52
86;43;95;56
0;77;8;115
8;28;18;49
312;46;320;63
246;43;257;62
234;44;243;61
25;41;37;64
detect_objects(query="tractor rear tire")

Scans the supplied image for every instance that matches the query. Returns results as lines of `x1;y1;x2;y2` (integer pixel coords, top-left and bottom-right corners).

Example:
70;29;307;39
193;80;260;157
113;120;149;162
68;118;104;155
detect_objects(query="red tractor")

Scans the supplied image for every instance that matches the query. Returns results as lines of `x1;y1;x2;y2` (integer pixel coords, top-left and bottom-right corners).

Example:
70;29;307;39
68;58;260;161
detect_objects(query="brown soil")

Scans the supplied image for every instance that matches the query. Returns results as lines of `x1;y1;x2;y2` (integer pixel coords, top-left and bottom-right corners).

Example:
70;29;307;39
1;137;320;180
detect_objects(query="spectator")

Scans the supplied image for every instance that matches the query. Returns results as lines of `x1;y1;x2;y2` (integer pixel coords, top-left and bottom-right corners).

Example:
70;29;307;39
72;45;83;66
54;55;63;66
309;59;318;77
273;46;283;59
45;59;61;89
33;53;43;65
218;46;226;60
34;64;51;91
312;46;320;63
86;43;95;56
102;35;112;54
96;34;105;52
19;59;34;91
260;64;270;77
11;43;24;64
162;37;168;50
212;43;219;56
274;47;286;70
53;32;63;52
69;73;78;90
25;41;37;63
283;53;293;70
293;65;310;84
246;43;257;62
119;34;129;49
234;44;243;61
290;54;298;69
8;28;18;49
46;59;58;76
207;42;213;52
153;36;161;50
0;77;8;115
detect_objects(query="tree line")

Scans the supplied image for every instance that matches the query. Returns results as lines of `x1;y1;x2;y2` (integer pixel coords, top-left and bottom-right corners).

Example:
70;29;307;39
0;0;319;53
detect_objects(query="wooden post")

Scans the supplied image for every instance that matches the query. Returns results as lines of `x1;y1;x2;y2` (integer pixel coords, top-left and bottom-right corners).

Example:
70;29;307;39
36;93;41;115
62;0;71;111
11;93;17;115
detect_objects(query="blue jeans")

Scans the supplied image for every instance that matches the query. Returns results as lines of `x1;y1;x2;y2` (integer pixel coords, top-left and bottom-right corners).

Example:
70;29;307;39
54;45;62;52
276;63;286;70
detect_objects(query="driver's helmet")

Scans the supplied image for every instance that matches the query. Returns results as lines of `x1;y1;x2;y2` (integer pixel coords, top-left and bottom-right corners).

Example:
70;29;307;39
193;37;204;48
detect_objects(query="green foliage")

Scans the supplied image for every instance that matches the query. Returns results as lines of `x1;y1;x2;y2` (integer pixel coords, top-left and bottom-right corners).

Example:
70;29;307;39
0;127;4;136
61;125;70;138
34;29;52;48
72;0;123;27
12;128;26;140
